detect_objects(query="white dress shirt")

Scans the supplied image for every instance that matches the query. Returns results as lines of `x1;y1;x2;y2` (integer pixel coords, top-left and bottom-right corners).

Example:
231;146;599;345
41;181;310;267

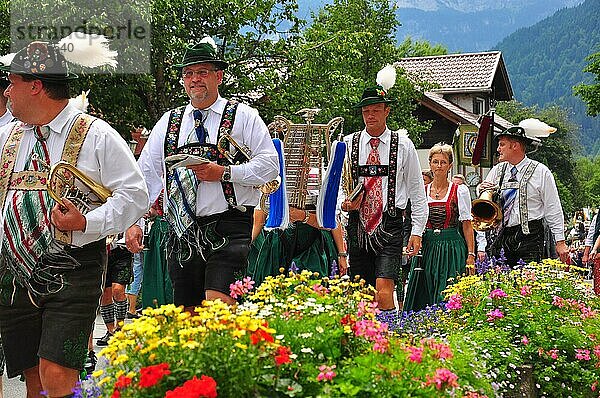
484;156;565;241
585;213;598;247
343;127;428;236
0;104;149;248
0;109;13;127
138;96;279;217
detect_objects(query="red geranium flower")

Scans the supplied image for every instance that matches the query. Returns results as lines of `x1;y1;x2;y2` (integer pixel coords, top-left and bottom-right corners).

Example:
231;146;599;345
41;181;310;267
114;375;132;389
165;375;218;398
139;363;171;388
275;346;293;366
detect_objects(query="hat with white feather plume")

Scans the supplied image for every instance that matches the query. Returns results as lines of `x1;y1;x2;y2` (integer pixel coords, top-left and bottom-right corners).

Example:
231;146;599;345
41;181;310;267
495;118;556;145
174;36;228;70
0;33;117;82
353;65;397;108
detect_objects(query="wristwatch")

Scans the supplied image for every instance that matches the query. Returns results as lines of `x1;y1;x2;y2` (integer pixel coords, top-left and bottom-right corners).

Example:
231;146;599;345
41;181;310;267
221;166;232;182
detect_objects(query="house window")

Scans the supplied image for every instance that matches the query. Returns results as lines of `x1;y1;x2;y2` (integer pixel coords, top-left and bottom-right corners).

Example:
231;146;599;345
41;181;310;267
473;97;486;115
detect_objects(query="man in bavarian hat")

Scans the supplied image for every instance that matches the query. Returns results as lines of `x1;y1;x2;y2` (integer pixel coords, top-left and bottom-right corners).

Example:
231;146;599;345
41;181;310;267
341;65;428;324
126;37;278;311
0;35;148;397
479;124;567;266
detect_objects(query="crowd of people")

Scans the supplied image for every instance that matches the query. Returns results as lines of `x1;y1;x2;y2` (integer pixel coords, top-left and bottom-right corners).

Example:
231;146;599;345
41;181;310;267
0;34;578;397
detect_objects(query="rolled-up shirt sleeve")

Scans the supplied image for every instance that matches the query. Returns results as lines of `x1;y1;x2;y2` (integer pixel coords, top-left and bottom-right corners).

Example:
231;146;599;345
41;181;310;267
82;119;149;240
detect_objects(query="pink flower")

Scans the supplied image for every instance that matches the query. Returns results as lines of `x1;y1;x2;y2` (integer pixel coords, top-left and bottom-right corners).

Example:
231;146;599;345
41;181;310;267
548;349;559;360
521;335;529;345
489;289;508;299
594;345;600;359
312;284;330;296
316;365;336;382
425;368;459;390
407;346;423;363
520;285;532;296
229;276;255;299
575;349;591;361
486;309;504;322
445;294;463;311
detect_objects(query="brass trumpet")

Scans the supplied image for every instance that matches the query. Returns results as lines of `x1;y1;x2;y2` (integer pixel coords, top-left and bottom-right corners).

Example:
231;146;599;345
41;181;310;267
47;160;112;213
471;187;502;231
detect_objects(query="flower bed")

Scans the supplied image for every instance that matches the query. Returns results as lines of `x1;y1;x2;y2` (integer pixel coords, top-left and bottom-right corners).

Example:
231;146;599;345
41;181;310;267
82;259;600;397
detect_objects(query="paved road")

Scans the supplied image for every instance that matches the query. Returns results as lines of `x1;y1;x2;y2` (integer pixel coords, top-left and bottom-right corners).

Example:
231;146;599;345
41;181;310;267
3;314;109;397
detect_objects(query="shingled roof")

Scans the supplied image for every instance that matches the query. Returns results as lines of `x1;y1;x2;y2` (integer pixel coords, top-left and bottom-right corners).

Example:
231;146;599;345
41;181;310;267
395;51;513;101
422;92;513;130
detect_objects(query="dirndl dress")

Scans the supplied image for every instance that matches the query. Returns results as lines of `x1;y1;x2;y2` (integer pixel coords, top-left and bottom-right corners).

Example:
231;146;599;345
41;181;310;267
404;183;468;312
247;222;338;287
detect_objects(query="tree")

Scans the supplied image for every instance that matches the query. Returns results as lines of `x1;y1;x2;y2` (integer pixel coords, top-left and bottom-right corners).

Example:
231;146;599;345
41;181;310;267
496;100;581;215
574;51;600;117
263;0;442;143
0;0;303;136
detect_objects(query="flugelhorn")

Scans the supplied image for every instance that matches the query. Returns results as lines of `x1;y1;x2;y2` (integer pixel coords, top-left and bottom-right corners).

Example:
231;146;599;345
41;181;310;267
471;186;502;231
45;160;112;213
216;133;281;198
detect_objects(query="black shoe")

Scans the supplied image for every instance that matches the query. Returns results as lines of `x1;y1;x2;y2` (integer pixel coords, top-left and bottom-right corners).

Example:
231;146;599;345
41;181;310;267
126;311;140;319
96;331;114;346
84;350;97;374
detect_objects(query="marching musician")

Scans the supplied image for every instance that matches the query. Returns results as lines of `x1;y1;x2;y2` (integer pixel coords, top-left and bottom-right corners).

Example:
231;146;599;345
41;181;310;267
478;125;567;267
341;66;428;325
0;37;148;397
126;37;278;311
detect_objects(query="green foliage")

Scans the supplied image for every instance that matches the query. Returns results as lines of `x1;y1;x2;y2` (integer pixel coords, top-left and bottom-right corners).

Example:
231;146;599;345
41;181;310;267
495;0;600;156
575;51;600;117
441;260;600;397
576;156;600;207
263;0;437;143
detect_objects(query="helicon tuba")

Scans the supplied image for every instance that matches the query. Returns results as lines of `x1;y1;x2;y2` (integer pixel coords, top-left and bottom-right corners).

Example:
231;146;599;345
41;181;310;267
47;161;112;213
471;186;502;231
266;109;344;210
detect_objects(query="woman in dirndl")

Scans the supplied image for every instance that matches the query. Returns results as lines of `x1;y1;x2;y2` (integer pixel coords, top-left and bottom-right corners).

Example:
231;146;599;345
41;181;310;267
404;143;475;312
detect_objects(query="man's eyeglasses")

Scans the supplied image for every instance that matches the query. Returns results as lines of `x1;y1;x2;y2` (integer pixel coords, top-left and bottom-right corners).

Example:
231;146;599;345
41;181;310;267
182;69;217;79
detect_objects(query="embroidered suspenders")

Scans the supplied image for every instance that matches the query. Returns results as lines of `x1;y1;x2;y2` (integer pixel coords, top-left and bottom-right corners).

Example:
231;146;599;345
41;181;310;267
495;160;540;235
164;100;242;211
350;130;399;216
0;114;95;244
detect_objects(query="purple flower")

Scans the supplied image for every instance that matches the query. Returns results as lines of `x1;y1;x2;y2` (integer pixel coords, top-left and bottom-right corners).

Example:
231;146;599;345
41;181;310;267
486;308;504;322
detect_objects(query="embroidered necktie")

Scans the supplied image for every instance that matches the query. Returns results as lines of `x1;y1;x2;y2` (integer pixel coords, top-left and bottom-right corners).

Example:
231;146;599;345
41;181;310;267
501;165;518;225
360;137;383;235
1;126;55;288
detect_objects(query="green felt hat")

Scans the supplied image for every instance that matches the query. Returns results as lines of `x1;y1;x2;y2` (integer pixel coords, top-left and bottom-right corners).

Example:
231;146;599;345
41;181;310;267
353;85;396;108
174;42;228;70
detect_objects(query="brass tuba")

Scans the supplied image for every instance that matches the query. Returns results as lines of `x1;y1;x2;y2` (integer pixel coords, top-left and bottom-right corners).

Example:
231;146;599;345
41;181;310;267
471;186;502;231
47;161;112;213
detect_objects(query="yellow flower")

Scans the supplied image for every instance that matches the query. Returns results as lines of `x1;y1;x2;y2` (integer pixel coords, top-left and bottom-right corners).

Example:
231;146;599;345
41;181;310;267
235;342;248;350
91;369;104;378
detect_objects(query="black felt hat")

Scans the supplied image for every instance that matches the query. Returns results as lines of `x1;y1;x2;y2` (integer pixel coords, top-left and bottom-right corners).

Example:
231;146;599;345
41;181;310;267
0;41;78;82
